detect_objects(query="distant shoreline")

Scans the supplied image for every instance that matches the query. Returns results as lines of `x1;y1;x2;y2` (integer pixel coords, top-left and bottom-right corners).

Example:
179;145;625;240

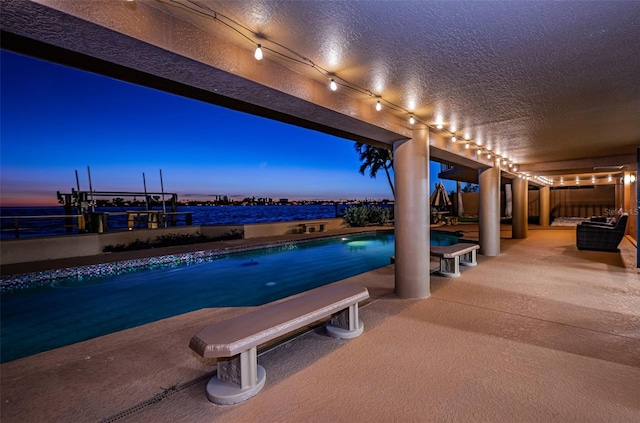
0;204;393;240
0;199;394;209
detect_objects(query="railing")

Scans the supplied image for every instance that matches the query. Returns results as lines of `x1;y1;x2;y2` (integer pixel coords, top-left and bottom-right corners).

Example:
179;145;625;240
0;215;85;239
1;211;194;239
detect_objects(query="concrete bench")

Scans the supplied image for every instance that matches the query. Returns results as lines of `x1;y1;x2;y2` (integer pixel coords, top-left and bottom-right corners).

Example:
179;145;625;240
431;243;480;277
189;284;369;405
301;221;327;233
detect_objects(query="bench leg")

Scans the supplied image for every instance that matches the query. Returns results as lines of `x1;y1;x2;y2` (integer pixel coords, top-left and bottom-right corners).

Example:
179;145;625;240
439;257;461;277
460;249;477;266
319;224;326;232
326;304;364;339
206;346;267;405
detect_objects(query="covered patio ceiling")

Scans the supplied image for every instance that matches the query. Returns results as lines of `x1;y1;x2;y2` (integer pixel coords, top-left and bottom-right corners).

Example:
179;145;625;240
1;0;638;184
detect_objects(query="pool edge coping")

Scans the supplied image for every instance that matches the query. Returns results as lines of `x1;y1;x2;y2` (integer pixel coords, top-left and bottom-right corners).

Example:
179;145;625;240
0;230;392;292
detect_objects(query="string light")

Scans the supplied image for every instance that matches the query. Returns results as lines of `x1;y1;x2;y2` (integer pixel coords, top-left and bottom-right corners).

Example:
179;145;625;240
254;44;263;60
174;1;521;168
535;175;553;185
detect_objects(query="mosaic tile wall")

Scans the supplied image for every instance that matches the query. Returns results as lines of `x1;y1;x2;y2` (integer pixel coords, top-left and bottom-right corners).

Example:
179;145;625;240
0;241;300;293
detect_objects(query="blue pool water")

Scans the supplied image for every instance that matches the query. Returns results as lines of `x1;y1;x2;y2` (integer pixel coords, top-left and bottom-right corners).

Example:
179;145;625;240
430;231;460;246
0;231;459;363
0;233;393;362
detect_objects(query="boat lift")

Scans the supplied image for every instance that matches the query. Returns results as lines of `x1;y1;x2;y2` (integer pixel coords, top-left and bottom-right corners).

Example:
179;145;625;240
56;189;183;233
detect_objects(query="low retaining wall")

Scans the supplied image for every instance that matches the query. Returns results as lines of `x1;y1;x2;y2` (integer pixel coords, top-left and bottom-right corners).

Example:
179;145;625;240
0;218;347;265
244;218;346;238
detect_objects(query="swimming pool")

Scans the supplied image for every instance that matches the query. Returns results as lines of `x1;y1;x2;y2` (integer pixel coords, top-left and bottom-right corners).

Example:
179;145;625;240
0;233;393;362
0;230;460;363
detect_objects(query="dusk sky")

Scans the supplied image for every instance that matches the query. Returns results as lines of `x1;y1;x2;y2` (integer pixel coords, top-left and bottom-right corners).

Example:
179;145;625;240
1;50;452;207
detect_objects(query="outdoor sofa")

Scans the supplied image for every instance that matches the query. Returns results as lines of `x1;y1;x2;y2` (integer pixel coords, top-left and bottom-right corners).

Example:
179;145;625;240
576;213;628;252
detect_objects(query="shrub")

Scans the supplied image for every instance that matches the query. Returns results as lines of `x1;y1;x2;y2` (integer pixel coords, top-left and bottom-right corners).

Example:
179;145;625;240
101;230;242;253
343;205;393;227
367;206;392;225
343;206;370;227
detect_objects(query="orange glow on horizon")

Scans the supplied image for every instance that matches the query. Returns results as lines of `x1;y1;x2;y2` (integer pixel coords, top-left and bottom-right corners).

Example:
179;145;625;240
0;195;60;208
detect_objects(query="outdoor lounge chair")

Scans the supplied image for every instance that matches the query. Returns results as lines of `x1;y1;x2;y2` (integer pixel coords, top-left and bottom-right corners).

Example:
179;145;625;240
576;213;628;252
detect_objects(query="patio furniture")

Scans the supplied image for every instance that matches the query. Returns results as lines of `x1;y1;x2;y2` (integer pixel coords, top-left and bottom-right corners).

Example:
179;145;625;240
300;221;328;233
576;213;628;252
189;284;369;405
589;216;609;224
431;243;480;277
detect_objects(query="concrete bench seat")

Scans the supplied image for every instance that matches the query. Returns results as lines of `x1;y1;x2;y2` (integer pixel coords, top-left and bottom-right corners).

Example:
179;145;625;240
431;243;480;277
189;283;369;405
300;221;327;233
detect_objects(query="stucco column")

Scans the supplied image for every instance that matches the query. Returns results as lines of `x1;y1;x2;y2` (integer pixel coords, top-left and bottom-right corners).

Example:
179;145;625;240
393;125;430;298
512;177;528;238
624;171;632;235
478;162;501;256
539;185;550;226
504;184;513;218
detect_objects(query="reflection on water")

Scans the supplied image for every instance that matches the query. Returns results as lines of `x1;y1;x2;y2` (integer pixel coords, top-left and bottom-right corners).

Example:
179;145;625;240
347;240;371;250
0;232;394;363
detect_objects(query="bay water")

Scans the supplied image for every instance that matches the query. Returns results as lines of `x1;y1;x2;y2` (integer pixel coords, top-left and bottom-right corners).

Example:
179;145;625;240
0;204;354;239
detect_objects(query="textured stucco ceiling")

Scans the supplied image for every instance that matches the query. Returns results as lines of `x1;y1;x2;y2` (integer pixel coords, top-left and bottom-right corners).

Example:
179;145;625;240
156;0;640;166
1;0;639;180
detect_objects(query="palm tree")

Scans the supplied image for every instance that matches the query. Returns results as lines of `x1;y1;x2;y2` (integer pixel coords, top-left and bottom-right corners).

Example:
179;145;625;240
354;142;395;198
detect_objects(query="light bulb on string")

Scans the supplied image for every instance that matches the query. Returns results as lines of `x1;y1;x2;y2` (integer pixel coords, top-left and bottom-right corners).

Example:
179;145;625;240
254;44;263;60
330;79;337;91
451;136;457;142
409;115;415;125
376;101;382;111
465;142;470;149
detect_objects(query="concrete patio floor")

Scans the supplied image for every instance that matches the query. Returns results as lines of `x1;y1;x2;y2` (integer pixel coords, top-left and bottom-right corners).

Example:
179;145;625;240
1;226;639;422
